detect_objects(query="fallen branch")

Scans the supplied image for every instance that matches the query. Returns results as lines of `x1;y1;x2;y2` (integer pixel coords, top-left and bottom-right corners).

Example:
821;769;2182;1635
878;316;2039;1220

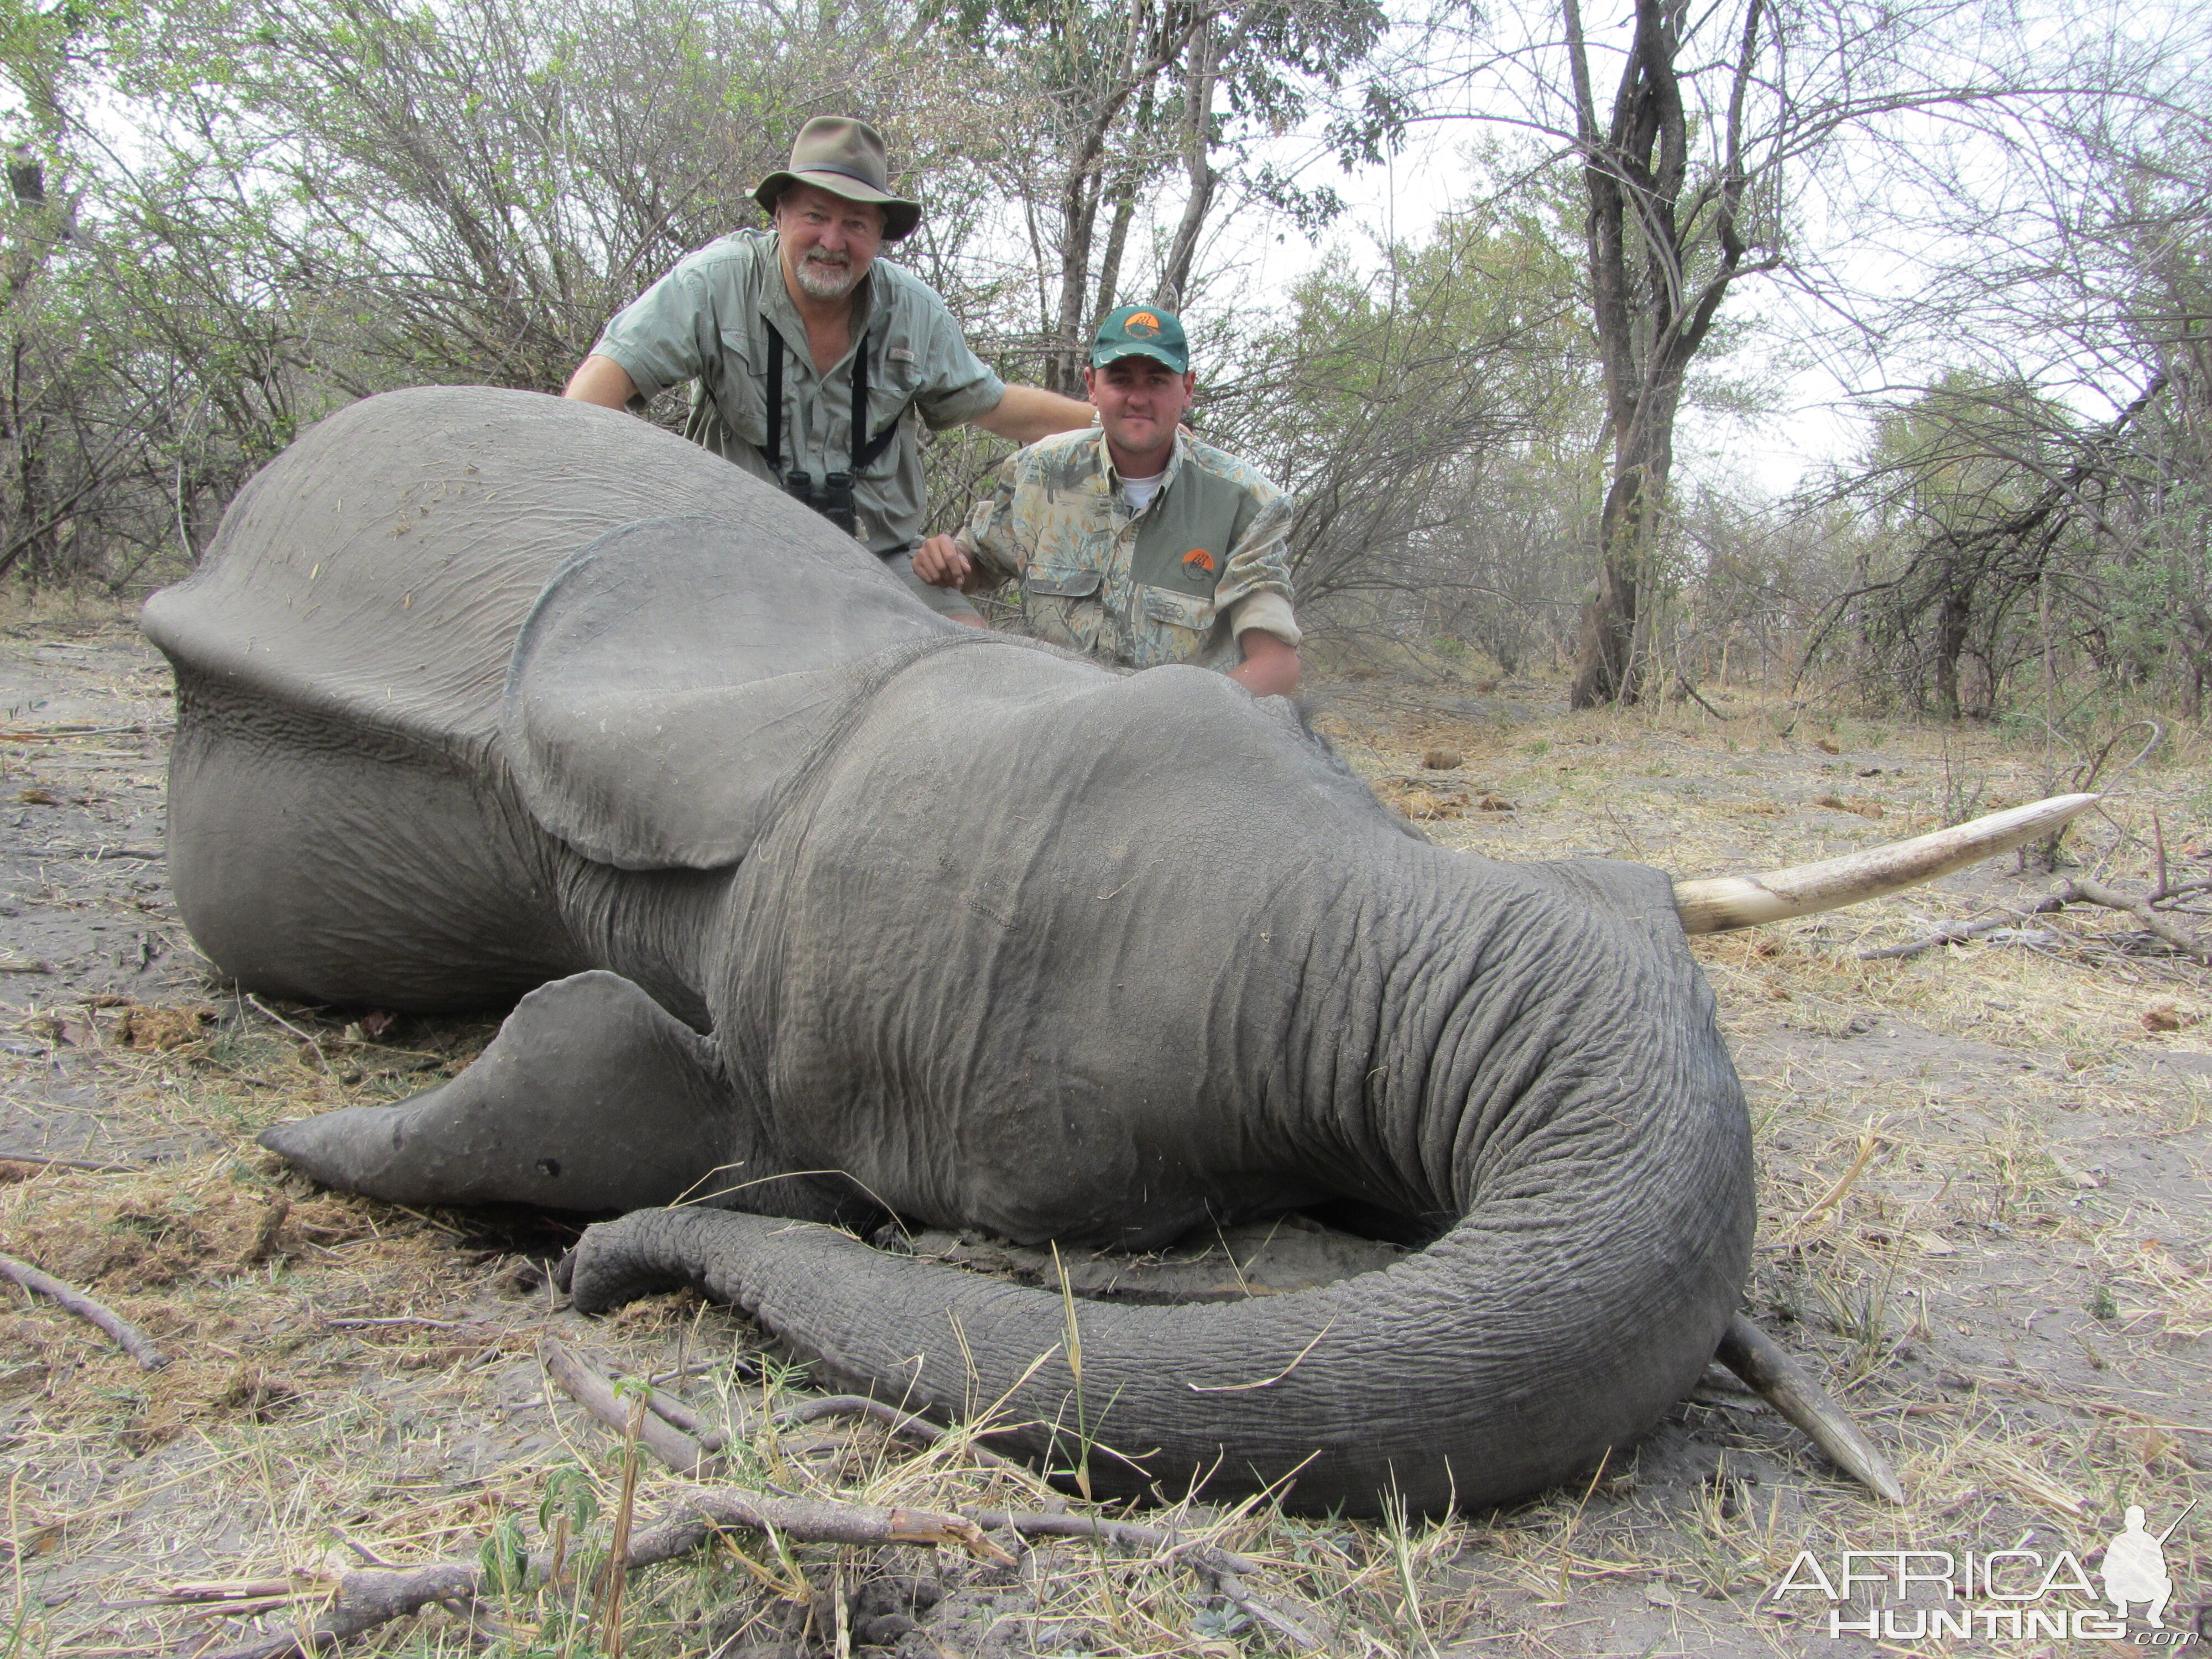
1673;674;1738;721
197;1484;1014;1659
0;1152;149;1173
2062;878;2211;964
774;1394;1018;1470
1856;901;2063;961
539;1337;718;1478
1716;1314;1905;1505
0;1250;168;1369
964;1509;1323;1650
642;1380;727;1453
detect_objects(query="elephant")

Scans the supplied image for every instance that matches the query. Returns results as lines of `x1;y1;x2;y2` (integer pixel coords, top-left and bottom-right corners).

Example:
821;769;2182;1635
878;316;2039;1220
143;386;2089;1516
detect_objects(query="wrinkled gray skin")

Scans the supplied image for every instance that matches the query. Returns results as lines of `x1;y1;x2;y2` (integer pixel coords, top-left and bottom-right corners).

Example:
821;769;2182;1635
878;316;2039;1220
144;386;1753;1517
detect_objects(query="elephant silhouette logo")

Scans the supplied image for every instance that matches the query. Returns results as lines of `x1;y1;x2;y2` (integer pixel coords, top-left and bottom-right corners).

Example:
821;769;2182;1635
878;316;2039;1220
1125;312;1162;337
2101;1501;2195;1627
1182;547;1215;572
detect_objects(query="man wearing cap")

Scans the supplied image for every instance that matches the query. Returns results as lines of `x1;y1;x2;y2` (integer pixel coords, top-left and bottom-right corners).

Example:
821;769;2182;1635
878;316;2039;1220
564;116;1093;621
912;305;1301;696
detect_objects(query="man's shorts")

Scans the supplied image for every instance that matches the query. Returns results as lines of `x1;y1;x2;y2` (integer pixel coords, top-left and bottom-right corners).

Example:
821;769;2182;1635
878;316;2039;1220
881;549;982;621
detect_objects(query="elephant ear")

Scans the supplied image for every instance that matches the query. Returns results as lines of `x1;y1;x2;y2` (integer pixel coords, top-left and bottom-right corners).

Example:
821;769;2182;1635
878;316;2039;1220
503;514;950;869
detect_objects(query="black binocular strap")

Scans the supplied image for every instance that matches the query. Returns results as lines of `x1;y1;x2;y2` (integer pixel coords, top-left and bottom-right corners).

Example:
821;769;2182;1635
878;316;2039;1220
760;321;903;476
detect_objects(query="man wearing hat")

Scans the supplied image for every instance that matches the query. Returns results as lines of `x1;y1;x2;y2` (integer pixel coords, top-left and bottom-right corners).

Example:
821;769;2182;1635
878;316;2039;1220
564;116;1094;620
911;305;1302;695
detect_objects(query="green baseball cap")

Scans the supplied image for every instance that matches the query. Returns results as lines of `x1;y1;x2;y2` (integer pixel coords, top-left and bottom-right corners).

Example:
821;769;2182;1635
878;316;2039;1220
1090;305;1190;373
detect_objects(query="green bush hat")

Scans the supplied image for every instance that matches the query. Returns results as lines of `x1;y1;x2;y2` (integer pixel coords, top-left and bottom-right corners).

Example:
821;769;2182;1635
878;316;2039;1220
753;116;921;242
1091;305;1190;373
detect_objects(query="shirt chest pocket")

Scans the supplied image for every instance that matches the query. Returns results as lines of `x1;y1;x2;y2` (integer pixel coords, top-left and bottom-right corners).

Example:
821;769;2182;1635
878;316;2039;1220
709;328;769;448
1141;587;1215;632
1026;568;1103;601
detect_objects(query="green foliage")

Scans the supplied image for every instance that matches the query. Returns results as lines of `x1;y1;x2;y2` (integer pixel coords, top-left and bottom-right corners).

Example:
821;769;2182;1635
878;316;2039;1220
477;1511;531;1595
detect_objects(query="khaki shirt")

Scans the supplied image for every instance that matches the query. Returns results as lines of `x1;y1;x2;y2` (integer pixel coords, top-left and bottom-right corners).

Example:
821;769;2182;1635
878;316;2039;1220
593;229;1006;554
961;428;1300;672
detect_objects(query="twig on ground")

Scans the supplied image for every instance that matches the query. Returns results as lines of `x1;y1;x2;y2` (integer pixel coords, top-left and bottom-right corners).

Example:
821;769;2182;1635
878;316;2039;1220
0;1249;167;1368
0;1151;148;1173
1674;674;1738;720
1856;901;2064;960
963;1509;1323;1650
773;1394;1017;1470
642;1380;727;1453
2062;878;2211;964
540;1337;718;1478
1716;1314;1905;1505
196;1485;1015;1659
244;993;332;1072
0;959;53;974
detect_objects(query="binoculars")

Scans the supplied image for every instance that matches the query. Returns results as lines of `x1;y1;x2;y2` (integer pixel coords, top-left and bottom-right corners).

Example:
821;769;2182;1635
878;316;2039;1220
783;468;857;537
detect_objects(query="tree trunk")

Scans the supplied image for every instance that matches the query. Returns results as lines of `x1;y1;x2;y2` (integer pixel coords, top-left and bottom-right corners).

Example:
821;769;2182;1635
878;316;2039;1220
1933;590;1969;719
1559;0;1764;707
1158;15;1219;309
1570;472;1644;707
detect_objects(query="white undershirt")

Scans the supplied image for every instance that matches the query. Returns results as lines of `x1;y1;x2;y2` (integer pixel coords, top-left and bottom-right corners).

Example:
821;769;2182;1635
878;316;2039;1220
1119;470;1166;512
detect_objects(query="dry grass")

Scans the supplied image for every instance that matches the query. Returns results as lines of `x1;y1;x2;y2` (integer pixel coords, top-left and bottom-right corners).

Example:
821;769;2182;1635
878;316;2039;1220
2;632;2208;1656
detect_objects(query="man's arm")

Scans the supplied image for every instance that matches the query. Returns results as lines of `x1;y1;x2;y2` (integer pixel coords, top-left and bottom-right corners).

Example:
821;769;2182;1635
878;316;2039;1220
915;451;1030;593
970;383;1094;445
564;354;640;409
1229;628;1300;697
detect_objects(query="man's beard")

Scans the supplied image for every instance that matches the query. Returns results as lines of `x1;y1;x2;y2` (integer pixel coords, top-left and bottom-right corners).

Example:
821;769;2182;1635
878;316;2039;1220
794;251;859;300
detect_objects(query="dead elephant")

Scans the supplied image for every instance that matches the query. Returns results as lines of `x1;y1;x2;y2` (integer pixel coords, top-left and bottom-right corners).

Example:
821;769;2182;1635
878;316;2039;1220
143;386;2089;1515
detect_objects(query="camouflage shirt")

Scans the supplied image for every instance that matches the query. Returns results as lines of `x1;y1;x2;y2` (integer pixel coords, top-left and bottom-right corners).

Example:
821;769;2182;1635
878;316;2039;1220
960;428;1299;672
592;229;1006;555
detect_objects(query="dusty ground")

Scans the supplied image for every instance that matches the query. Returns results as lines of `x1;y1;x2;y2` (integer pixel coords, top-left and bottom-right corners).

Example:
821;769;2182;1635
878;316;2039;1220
1;603;2206;1658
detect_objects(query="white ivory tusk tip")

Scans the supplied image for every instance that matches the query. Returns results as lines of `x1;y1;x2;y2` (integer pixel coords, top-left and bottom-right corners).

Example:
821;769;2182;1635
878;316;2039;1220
1674;794;2101;935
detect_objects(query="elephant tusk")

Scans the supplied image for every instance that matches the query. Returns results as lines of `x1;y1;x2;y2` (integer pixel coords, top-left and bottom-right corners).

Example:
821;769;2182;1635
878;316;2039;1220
1673;794;2100;935
1714;1314;1906;1505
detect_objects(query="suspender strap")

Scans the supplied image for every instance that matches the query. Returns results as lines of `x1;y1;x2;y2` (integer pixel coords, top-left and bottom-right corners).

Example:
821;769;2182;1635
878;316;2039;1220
758;319;902;476
763;323;785;470
849;332;901;470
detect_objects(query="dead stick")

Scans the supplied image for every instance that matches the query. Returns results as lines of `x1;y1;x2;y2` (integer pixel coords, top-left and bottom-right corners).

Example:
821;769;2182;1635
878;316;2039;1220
963;1509;1259;1574
0;1250;167;1369
539;1337;717;1478
1856;896;2066;961
0;1152;149;1173
1715;1315;1905;1505
2065;878;2211;963
963;1510;1318;1650
643;1383;726;1453
199;1486;1013;1659
774;1394;1018;1469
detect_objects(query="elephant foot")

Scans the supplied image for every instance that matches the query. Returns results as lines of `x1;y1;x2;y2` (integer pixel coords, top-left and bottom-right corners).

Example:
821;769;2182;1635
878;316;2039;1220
262;971;744;1212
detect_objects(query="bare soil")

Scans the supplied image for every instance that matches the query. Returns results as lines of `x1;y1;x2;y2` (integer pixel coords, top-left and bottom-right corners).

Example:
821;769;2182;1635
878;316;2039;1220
1;607;2206;1658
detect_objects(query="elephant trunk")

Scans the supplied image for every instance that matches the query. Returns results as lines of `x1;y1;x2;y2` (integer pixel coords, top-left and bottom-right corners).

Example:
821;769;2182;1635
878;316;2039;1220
565;1190;1742;1515
562;860;1754;1517
565;994;1751;1517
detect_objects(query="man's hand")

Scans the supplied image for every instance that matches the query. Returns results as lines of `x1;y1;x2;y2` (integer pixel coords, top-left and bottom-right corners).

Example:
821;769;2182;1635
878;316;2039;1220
1229;629;1301;698
564;354;640;409
914;534;974;589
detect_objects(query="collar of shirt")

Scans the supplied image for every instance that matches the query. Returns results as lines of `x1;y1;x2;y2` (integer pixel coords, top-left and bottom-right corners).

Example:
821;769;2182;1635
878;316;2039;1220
1092;426;1187;513
758;233;887;384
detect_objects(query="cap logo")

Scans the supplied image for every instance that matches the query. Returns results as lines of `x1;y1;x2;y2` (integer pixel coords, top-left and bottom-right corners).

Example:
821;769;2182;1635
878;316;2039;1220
1182;547;1215;572
1125;312;1162;337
